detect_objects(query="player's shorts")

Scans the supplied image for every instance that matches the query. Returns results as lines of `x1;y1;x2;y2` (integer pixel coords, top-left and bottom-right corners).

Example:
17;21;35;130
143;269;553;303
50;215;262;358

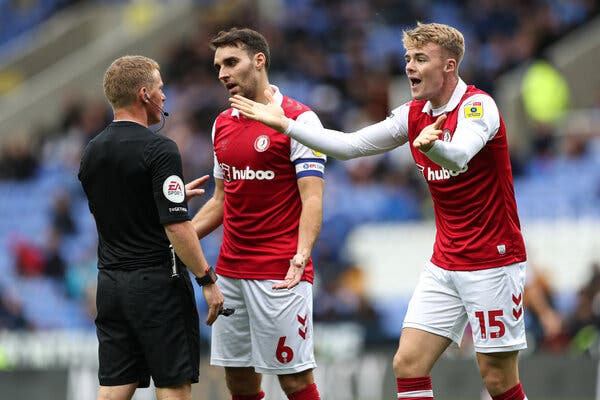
211;276;316;375
95;263;200;388
403;261;527;353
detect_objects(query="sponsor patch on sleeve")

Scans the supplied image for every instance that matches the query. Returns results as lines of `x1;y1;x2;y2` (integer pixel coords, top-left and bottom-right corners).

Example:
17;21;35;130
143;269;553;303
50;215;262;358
162;175;185;203
464;101;483;119
294;158;325;178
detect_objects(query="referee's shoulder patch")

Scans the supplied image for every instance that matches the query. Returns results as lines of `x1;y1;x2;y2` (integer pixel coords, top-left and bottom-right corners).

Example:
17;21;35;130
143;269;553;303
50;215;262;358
163;175;185;203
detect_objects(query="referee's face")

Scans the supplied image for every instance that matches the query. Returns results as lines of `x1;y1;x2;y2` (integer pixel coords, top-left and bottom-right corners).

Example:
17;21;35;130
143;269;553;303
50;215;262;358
146;70;166;126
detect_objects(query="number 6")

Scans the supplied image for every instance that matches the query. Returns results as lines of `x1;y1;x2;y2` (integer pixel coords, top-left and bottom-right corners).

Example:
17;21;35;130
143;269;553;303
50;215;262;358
276;336;294;363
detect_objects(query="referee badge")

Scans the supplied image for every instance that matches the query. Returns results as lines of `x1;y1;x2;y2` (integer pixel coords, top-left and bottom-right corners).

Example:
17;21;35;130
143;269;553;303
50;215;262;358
163;175;185;203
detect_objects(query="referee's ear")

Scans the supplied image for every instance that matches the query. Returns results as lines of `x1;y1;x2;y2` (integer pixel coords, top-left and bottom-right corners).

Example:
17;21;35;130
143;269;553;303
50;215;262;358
140;88;150;103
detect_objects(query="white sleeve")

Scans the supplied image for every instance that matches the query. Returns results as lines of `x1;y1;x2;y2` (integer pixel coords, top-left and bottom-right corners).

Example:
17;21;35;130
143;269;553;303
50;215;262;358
211;121;224;179
289;110;327;178
422;94;500;171
289;110;326;161
284;104;409;160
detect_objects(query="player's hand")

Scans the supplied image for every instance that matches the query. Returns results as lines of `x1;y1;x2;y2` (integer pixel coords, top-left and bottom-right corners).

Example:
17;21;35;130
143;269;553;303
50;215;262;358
229;89;290;132
273;254;307;290
185;175;210;202
413;114;447;152
202;283;224;326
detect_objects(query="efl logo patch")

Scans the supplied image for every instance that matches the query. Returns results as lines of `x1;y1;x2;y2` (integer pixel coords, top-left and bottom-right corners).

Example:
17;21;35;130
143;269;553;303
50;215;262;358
163;175;185;203
464;101;483;119
254;135;270;152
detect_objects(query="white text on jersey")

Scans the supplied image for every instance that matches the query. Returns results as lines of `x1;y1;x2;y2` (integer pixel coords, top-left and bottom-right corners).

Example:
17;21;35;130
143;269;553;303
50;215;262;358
221;163;275;181
419;164;469;181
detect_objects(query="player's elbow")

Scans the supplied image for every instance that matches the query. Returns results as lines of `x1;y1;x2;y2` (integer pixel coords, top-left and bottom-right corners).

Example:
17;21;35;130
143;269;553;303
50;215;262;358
334;153;353;161
446;151;472;171
331;147;365;160
447;159;467;172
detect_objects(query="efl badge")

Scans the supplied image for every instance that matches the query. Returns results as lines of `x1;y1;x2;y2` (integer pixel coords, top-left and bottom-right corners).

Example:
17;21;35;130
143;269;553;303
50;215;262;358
254;135;270;152
163;175;185;203
464;101;483;119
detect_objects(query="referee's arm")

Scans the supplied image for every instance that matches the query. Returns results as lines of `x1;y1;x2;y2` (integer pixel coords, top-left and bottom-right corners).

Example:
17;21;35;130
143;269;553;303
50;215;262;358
164;220;224;325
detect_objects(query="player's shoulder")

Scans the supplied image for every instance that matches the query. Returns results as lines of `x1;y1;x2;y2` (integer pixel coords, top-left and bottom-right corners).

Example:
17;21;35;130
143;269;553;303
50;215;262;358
214;108;242;127
461;86;498;111
281;96;311;118
407;98;427;108
215;108;235;120
462;85;497;105
465;84;492;98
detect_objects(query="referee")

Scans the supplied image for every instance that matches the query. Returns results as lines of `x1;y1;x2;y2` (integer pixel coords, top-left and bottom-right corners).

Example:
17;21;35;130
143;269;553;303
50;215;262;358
78;55;224;400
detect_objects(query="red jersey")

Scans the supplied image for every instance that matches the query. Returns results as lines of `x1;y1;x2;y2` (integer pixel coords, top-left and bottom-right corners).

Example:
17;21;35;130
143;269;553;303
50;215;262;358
407;85;526;270
212;90;325;281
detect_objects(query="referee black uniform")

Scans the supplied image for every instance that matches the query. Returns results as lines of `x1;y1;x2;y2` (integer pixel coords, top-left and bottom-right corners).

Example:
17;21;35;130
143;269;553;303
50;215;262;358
78;121;200;388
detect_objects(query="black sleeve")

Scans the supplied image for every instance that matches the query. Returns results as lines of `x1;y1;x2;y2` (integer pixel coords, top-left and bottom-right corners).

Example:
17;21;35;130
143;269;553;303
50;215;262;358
77;142;94;214
145;137;190;224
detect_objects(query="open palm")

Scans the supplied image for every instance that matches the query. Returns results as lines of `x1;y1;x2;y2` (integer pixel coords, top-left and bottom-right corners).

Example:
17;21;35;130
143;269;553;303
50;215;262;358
229;89;288;132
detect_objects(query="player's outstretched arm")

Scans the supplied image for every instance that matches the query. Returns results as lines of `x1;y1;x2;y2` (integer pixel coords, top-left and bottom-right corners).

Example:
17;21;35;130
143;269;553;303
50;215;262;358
229;89;291;133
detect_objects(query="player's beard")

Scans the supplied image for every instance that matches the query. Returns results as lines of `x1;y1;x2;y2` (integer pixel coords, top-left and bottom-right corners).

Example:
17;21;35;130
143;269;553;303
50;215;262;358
238;80;258;101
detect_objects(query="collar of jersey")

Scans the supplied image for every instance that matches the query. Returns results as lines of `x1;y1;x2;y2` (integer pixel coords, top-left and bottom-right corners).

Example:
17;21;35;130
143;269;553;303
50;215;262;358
421;78;467;117
231;84;284;118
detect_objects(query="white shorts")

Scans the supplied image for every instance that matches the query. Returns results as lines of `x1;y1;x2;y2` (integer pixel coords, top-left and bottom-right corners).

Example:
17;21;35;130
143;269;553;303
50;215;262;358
403;261;527;353
210;276;316;374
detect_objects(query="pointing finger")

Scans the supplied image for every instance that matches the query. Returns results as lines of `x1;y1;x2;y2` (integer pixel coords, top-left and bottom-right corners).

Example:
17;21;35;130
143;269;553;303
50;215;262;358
433;114;447;130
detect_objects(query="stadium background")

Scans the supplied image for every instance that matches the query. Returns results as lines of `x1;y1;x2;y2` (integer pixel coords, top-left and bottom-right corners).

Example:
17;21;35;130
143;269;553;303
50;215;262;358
0;0;599;399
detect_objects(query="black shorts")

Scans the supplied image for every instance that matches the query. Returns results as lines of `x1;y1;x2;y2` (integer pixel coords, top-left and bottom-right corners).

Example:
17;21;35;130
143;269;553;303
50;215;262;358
95;263;200;388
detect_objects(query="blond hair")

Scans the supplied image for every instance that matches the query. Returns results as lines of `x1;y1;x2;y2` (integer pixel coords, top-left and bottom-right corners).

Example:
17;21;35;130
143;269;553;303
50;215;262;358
403;22;465;66
103;55;160;109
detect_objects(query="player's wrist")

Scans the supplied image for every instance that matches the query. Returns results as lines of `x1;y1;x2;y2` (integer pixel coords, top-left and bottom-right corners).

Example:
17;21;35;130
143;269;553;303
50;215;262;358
294;252;309;267
421;140;438;153
282;117;294;135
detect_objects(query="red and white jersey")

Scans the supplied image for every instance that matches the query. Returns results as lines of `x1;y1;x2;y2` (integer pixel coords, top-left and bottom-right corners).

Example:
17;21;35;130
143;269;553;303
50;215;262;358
212;86;326;282
396;81;526;270
284;79;526;271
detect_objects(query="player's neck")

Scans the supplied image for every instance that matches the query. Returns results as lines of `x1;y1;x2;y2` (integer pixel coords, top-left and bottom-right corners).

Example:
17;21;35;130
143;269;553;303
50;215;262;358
254;78;272;104
429;75;459;109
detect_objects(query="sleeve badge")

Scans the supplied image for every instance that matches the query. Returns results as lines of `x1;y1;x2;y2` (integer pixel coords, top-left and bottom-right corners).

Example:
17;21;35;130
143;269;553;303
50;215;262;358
464;101;483;119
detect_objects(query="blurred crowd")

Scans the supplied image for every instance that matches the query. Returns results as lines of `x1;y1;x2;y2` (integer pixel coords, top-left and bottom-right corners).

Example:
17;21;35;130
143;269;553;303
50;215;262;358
0;0;599;355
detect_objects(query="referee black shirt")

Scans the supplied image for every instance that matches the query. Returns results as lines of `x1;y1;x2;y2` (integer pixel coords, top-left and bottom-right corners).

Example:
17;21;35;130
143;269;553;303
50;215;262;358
78;121;190;270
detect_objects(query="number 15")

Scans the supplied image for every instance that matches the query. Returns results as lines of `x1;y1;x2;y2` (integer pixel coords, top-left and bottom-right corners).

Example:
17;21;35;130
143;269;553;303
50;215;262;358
474;310;505;339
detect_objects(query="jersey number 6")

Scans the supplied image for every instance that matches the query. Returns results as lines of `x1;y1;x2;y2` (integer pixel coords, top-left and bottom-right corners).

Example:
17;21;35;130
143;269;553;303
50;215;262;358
276;336;294;364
